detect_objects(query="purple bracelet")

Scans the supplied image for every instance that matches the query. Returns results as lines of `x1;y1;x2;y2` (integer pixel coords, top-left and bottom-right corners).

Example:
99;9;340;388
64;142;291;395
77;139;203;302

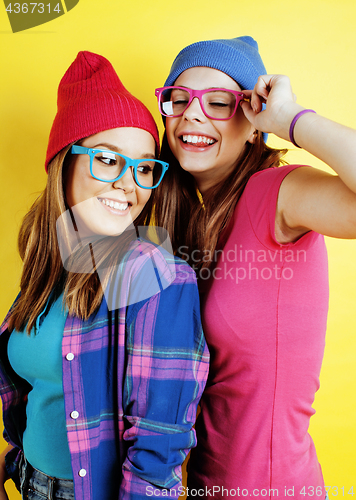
289;109;316;148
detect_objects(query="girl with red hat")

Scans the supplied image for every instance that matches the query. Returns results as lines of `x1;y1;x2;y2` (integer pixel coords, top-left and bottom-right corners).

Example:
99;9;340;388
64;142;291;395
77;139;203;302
0;51;209;500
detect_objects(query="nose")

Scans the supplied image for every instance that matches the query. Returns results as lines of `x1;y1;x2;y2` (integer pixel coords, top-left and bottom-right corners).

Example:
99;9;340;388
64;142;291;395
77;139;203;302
112;167;135;193
183;96;206;122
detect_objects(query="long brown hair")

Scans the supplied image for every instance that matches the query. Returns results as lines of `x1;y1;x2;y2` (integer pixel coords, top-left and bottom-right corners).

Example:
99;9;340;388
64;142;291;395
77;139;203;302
8;145;155;334
154;130;287;272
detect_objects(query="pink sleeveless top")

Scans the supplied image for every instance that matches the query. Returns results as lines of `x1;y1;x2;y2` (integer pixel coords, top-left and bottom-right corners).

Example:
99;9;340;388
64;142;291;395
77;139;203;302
188;165;329;499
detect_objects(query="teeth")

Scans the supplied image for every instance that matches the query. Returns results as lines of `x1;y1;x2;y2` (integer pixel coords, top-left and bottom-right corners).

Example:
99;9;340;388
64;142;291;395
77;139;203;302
99;198;128;211
182;135;214;145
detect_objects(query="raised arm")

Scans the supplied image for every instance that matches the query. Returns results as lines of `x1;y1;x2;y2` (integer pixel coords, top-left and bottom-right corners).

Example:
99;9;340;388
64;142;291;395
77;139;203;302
241;75;356;241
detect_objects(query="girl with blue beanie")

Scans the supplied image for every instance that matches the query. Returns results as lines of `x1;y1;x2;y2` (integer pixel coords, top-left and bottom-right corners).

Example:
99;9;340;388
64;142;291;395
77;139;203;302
154;36;356;499
0;51;209;500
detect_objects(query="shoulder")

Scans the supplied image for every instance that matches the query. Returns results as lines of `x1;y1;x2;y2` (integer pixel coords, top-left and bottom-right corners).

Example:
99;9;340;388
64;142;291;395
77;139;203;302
243;165;307;216
246;164;306;191
125;252;200;332
126;236;197;284
107;235;198;315
235;165;311;248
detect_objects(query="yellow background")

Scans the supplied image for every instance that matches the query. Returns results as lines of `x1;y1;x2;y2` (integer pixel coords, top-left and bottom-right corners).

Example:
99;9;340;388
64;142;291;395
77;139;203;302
1;0;356;498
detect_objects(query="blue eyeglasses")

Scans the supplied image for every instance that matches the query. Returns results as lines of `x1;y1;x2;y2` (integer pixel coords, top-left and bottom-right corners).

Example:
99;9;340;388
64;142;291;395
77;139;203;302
71;145;169;190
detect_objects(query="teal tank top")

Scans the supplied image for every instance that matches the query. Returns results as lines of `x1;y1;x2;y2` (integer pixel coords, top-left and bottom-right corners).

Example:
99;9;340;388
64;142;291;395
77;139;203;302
7;293;73;479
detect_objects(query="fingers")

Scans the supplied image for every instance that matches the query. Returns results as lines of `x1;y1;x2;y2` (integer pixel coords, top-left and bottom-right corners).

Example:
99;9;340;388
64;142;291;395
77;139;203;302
240;75;297;138
254;75;270;99
243;76;270;113
251;75;271;112
244;75;295;116
240;99;259;125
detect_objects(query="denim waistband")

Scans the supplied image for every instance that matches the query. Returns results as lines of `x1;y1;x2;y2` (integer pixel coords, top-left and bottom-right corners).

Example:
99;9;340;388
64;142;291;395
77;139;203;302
19;454;74;500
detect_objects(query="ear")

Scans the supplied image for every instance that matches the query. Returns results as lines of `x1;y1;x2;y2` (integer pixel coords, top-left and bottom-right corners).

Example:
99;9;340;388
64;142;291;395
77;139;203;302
247;128;258;145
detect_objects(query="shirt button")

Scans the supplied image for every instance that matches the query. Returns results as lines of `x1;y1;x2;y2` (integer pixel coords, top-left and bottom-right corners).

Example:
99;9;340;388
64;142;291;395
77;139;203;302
66;353;74;361
78;469;87;477
71;411;79;419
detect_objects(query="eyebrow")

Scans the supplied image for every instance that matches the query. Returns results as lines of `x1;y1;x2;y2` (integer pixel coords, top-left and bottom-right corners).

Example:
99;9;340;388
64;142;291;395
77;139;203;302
88;142;156;160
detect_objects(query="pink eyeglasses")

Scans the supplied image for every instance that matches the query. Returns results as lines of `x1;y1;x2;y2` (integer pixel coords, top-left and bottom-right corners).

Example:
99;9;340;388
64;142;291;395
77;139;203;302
155;86;247;120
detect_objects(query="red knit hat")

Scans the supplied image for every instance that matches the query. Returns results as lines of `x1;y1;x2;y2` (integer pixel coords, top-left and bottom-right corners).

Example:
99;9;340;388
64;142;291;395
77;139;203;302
45;51;160;171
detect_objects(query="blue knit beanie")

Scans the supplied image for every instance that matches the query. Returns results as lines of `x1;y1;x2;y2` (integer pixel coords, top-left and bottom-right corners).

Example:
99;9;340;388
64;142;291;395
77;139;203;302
164;36;267;142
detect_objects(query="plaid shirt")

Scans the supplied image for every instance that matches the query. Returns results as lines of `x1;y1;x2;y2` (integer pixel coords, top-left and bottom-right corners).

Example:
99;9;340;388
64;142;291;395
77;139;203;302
0;239;209;500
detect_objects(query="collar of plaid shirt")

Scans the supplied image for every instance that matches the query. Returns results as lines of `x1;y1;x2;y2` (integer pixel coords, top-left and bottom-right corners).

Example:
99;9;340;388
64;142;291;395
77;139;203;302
0;239;209;500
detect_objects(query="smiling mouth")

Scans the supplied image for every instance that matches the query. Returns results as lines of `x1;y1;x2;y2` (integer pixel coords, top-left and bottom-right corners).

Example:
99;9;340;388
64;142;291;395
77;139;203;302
180;134;216;147
98;197;130;212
